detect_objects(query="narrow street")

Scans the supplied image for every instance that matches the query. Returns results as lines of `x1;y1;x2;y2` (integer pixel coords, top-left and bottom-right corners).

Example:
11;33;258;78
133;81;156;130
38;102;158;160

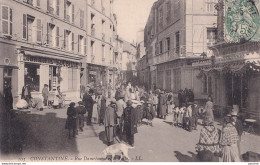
2;107;260;162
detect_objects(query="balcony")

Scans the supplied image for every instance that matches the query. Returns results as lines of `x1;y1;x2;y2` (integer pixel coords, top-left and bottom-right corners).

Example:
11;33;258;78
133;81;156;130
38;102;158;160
66;15;70;22
91;28;95;36
102;33;105;41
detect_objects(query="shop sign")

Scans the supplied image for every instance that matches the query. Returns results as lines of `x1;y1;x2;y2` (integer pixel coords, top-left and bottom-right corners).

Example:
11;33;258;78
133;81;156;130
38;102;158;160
89;71;97;75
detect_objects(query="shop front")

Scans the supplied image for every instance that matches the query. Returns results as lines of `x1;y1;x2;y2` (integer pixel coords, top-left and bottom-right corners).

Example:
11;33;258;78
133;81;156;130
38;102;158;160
87;64;107;87
18;52;81;102
193;42;260;121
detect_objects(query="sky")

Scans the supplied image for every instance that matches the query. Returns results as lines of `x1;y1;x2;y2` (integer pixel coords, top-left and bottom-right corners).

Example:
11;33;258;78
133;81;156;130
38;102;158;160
114;0;157;43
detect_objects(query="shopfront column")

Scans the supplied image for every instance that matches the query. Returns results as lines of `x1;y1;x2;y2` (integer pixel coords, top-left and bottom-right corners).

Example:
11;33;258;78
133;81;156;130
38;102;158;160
40;64;49;94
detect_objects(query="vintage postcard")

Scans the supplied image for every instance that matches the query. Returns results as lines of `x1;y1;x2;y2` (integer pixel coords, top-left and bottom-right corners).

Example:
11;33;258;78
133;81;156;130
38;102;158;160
0;0;260;163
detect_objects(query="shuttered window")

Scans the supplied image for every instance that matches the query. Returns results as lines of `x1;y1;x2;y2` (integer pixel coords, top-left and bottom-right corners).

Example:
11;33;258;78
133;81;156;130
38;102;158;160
36;0;40;7
64;0;67;19
1;6;12;35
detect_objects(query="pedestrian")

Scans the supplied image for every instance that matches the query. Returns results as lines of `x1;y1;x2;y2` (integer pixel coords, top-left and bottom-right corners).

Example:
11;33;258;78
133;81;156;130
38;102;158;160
204;96;214;123
172;106;179;126
42;84;49;106
159;91;167;120
196;117;220;162
185;103;193;131
178;89;183;108
83;89;95;126
178;104;186;127
192;101;199;130
104;99;117;146
135;101;144;126
65;102;77;138
75;101;86;132
153;93;158;116
229;111;243;158
167;93;173;115
115;95;126;140
145;101;155;126
22;84;31;104
122;100;138;147
219;114;240;162
92;93;99;124
99;94;106;125
188;89;194;102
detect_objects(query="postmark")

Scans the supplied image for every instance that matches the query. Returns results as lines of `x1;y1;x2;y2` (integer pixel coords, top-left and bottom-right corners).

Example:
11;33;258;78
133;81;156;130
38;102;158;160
224;0;260;42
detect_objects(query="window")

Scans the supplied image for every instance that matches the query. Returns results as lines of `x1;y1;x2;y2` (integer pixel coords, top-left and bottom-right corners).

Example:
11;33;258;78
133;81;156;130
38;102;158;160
205;0;217;12
174;0;180;20
23;15;41;43
159;41;163;54
47;23;55;46
175;32;180;55
166;2;171;24
1;6;12;36
207;28;217;46
68;68;77;90
64;0;73;23
102;44;105;60
91;13;95;36
24;63;40;92
166;37;170;51
202;75;212;94
78;35;84;54
56;0;60;16
91;40;95;56
80;10;84;28
64;29;71;50
159;8;163;27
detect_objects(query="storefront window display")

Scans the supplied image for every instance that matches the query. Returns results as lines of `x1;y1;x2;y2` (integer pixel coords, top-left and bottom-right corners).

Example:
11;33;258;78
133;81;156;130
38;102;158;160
24;63;40;92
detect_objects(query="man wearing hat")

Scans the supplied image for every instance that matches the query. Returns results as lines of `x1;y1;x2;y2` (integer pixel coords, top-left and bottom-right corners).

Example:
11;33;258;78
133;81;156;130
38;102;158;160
116;94;126;140
192;101;199;130
104;98;117;146
83;89;94;125
75;101;86;132
122;100;138;146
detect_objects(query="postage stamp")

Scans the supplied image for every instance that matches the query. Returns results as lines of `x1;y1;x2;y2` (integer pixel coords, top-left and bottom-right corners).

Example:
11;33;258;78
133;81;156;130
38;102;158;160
224;0;260;42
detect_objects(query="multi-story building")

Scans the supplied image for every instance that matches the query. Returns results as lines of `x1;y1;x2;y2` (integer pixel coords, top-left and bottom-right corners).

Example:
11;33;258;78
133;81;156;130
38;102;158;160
192;0;260;121
136;55;149;89
0;0;87;105
114;35;124;86
121;40;137;84
85;0;117;93
144;0;217;96
0;0;118;106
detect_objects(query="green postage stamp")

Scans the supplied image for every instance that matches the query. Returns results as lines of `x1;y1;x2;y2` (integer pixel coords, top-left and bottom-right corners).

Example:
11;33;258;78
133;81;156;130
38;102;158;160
224;0;260;42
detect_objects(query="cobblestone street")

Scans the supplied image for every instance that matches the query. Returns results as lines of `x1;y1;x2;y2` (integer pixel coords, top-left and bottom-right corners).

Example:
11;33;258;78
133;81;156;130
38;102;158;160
1;107;260;162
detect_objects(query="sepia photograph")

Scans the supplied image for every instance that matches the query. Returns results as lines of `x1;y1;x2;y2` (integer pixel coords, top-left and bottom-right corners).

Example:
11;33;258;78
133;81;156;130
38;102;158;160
0;0;260;163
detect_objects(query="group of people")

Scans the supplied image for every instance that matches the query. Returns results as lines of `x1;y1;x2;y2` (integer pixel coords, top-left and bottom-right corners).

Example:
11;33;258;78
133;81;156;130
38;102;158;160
196;110;243;162
64;81;244;162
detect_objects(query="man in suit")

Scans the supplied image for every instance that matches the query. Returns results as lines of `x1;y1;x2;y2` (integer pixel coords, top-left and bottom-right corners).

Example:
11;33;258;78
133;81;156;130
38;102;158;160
83;89;94;126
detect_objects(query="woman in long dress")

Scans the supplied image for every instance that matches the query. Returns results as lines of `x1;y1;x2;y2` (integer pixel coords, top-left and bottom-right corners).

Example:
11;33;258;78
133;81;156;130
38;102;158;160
204;97;214;123
219;116;240;162
92;94;99;124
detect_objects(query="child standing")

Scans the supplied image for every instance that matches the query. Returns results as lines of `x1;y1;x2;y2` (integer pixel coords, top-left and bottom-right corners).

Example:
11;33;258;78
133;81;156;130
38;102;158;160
65;102;77;138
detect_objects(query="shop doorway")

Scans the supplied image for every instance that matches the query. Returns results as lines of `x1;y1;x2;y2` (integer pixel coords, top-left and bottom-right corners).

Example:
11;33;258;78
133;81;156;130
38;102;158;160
225;73;248;108
24;63;40;92
49;66;58;91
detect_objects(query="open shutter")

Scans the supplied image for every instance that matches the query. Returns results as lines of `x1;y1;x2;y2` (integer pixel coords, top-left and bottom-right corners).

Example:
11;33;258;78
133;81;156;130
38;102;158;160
47;0;50;11
64;0;67;19
72;4;75;23
23;14;27;39
56;26;59;47
64;29;66;49
56;0;60;16
71;32;74;51
84;37;87;55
